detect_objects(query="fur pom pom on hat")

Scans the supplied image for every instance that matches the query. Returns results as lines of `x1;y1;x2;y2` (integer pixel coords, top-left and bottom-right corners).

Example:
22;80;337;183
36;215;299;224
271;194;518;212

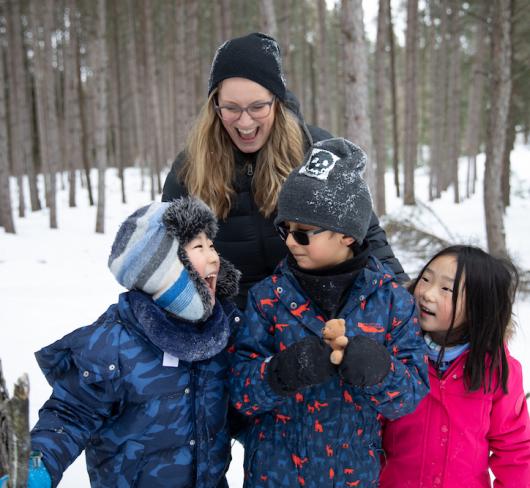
208;32;286;101
275;138;373;244
108;197;238;323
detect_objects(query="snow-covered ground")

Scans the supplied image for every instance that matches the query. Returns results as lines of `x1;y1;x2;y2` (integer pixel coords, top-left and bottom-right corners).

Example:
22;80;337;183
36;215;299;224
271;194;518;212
1;145;529;486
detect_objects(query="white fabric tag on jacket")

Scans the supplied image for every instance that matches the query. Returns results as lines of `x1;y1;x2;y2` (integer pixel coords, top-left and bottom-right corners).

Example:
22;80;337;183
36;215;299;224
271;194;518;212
163;352;180;368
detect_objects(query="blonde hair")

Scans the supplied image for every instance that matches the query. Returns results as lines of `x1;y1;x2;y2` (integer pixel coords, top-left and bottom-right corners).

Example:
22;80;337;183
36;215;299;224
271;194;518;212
181;92;304;219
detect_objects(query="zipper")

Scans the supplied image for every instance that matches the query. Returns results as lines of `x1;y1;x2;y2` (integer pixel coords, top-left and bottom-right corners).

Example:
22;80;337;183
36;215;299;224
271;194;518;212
190;364;198;484
246;162;254;176
245;160;269;278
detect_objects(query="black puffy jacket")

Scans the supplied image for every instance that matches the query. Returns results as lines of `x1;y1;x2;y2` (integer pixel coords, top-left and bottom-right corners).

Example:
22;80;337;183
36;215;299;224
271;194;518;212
162;94;407;308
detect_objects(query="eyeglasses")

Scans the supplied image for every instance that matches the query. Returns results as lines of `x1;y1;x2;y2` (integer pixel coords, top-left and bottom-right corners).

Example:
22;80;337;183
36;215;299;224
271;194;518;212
214;98;275;122
277;224;327;246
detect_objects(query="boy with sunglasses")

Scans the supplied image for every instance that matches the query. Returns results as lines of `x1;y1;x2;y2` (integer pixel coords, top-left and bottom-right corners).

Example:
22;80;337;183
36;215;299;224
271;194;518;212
229;138;429;487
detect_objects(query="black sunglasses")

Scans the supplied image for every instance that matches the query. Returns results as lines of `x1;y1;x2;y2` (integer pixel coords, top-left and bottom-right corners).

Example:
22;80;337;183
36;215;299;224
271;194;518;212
277;224;327;246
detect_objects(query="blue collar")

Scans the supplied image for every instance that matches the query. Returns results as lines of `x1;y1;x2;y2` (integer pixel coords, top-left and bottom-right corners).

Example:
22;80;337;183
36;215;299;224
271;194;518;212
119;291;230;362
424;333;470;372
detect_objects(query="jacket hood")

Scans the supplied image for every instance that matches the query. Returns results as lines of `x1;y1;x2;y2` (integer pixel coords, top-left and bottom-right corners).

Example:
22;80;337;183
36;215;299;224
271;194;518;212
123;291;231;362
284;89;314;147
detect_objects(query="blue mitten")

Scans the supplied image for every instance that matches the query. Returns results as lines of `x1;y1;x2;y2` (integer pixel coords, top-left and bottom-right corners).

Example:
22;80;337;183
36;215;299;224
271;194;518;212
28;451;52;488
0;452;51;488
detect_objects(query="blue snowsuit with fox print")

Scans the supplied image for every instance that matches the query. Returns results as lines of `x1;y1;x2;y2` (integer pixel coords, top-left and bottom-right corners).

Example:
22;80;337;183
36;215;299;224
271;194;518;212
229;256;429;487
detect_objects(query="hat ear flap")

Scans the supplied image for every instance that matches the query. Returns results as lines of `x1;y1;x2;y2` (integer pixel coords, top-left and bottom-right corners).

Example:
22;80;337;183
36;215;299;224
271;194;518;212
216;257;241;299
175;247;214;321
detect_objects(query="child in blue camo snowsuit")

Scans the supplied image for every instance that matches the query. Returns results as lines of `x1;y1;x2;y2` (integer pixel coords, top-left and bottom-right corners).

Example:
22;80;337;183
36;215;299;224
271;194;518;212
229;138;430;488
29;197;241;488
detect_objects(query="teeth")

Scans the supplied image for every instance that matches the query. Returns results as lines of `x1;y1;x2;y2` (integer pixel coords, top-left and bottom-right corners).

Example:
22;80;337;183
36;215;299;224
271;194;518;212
238;128;256;135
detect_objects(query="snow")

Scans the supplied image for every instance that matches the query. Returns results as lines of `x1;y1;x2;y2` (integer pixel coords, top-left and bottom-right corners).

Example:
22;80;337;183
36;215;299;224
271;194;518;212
1;145;529;487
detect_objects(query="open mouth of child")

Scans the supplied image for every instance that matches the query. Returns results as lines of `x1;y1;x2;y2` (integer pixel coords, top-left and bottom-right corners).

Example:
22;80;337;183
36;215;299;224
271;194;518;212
204;273;217;298
420;305;435;317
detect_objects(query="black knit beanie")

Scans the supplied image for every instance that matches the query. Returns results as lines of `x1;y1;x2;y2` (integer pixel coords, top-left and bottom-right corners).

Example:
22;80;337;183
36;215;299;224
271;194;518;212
275;138;373;244
208;32;286;101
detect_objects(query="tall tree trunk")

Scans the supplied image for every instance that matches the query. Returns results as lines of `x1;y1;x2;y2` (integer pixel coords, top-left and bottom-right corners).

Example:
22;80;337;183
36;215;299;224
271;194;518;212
185;0;200;116
501;1;516;210
374;0;388;215
387;0;400;198
316;0;331;131
94;0;108;234
175;0;188;150
220;0;232;41
300;0;309;117
75;17;95;207
341;0;375;194
6;0;26;218
428;1;449;200
437;3;451;194
403;0;419;205
138;0;154;200
259;0;278;39
0;43;16;233
126;0;145;168
279;0;292;89
308;40;317;125
463;15;488;198
29;0;49;208
446;0;462;203
502;92;515;208
144;0;163;195
288;0;304;118
484;0;512;256
162;24;176;172
64;0;84;208
43;0;61;228
7;0;40;213
110;0;126;203
417;7;430;167
29;0;61;228
330;5;343;136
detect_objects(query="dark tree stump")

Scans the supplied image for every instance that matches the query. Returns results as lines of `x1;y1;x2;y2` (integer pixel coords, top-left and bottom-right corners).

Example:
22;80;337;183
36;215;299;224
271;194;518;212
0;361;29;487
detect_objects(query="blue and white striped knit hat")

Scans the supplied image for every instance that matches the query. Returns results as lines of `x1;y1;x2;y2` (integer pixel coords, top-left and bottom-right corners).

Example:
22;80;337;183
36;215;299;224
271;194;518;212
108;197;218;322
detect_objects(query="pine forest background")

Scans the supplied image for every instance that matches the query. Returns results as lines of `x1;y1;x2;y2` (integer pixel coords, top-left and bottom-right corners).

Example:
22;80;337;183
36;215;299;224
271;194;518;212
0;0;529;259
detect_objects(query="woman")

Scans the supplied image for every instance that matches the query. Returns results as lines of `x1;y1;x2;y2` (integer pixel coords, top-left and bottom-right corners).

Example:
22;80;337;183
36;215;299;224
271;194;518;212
162;32;406;308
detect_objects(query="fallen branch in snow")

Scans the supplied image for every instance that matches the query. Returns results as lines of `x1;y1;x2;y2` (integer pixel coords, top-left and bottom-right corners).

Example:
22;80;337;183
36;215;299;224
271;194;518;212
383;215;530;295
0;361;30;487
518;270;530;294
383;217;451;262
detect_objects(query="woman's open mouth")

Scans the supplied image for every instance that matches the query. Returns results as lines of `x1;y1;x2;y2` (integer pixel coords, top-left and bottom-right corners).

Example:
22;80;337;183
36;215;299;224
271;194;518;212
236;127;258;141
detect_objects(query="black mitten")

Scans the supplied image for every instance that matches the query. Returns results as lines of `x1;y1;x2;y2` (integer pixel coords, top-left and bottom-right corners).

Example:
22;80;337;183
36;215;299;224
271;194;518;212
267;336;336;396
339;335;391;387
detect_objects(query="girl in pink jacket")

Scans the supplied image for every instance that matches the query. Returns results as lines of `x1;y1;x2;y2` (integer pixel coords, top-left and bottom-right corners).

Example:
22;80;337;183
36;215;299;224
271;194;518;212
380;245;530;488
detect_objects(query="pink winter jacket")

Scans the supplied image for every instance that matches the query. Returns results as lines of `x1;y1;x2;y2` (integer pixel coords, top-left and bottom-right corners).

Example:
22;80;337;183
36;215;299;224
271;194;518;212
380;348;530;488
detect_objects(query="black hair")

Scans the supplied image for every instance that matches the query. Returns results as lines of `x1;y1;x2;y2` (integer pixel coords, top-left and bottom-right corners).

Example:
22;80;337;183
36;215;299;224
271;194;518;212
410;245;518;393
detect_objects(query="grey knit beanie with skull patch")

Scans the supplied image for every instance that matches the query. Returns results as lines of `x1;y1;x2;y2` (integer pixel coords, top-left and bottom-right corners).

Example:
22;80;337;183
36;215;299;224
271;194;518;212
275;138;373;244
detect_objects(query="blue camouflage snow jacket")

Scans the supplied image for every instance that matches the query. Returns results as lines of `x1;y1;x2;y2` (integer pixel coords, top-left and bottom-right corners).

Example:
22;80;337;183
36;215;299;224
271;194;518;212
229;257;429;488
31;291;241;488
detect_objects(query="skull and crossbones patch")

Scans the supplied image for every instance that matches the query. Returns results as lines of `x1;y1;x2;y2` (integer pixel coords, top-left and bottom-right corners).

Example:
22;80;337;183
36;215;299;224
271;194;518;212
298;148;339;180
